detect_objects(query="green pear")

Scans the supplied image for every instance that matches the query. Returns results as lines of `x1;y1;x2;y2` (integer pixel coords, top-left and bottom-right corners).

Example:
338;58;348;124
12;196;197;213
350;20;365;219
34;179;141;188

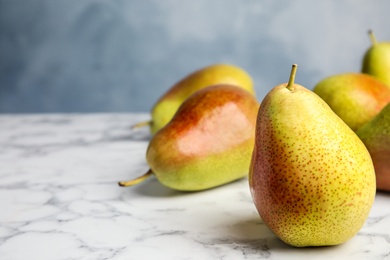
132;64;256;135
249;64;376;247
356;103;390;191
362;30;390;87
313;72;390;131
120;84;260;191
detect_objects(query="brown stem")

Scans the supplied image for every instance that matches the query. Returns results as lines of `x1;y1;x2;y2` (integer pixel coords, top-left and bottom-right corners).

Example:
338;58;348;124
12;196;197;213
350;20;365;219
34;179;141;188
130;120;152;130
118;169;154;187
286;64;298;91
368;30;377;46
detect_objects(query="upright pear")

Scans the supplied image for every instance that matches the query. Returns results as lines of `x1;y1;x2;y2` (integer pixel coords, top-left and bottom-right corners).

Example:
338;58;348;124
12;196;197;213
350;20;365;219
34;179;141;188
121;84;260;191
132;64;256;135
356;103;390;191
313;73;390;131
249;64;376;247
362;30;390;88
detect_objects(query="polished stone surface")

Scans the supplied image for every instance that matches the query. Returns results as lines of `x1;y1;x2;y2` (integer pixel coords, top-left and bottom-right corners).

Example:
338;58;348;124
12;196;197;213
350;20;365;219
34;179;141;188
0;114;389;259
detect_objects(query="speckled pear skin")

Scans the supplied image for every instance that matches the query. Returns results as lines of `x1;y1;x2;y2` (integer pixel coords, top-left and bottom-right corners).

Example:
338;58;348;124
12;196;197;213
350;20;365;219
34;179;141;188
249;83;376;247
150;64;255;134
362;41;390;88
356;103;390;191
147;84;259;191
313;73;390;131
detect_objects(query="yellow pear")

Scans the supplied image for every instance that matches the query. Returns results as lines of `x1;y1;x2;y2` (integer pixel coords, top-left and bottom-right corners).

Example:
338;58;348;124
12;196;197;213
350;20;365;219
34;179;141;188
356;103;390;191
132;64;256;135
249;64;376;247
313;72;390;131
362;30;390;88
121;84;259;191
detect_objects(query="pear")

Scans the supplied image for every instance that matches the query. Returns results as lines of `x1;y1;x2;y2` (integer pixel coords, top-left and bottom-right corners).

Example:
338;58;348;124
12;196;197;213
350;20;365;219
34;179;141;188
249;64;376;247
356;103;390;191
313;72;390;131
132;64;256;135
362;30;390;88
121;84;260;191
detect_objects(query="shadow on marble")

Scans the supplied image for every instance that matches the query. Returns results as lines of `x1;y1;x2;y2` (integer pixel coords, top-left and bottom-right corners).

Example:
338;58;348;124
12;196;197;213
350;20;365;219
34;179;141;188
376;190;390;196
125;174;248;198
122;178;186;198
225;216;279;251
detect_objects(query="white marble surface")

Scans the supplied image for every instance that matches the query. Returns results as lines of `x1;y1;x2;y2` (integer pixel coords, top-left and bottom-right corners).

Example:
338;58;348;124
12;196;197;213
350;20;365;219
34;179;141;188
0;113;389;260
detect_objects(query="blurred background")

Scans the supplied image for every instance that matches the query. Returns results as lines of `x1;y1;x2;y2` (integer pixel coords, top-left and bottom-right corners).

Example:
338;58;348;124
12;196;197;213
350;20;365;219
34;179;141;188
1;0;390;113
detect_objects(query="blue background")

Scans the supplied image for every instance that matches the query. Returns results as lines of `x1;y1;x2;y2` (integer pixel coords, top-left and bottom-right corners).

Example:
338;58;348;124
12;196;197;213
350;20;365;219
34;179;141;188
1;0;390;113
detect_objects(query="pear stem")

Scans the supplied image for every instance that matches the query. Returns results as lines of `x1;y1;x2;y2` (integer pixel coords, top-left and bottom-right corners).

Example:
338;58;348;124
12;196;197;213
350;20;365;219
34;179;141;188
118;169;154;187
368;30;377;46
130;120;152;130
286;64;298;91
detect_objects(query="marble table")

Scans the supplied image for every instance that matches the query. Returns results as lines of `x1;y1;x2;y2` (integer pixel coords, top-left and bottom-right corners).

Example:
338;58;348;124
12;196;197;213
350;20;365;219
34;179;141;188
0;113;389;260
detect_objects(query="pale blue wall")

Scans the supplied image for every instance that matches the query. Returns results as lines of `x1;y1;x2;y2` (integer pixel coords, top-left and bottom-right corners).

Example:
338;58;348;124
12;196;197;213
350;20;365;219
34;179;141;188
1;0;390;113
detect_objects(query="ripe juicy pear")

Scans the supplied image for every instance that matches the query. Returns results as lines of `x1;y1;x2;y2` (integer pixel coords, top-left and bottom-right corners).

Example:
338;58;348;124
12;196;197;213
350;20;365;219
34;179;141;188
121;84;260;191
362;30;390;88
356;103;390;191
132;64;256;135
249;64;376;247
313;73;390;131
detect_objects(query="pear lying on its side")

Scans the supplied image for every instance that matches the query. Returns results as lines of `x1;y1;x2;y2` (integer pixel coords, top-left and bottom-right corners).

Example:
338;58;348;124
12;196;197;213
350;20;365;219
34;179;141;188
362;30;390;88
313;72;390;131
132;64;256;135
356;103;390;191
250;65;376;247
121;84;260;191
